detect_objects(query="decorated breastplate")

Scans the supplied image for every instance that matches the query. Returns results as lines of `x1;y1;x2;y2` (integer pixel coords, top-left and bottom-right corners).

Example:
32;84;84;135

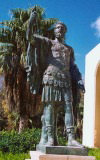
42;42;71;88
45;42;70;73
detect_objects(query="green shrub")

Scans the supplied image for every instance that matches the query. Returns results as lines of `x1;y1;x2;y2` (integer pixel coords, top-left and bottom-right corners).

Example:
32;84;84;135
0;151;30;160
57;127;67;145
0;128;41;153
0;128;67;153
88;148;100;160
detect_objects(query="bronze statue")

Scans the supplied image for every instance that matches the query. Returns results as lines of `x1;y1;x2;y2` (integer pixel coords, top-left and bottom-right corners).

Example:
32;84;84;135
26;9;84;147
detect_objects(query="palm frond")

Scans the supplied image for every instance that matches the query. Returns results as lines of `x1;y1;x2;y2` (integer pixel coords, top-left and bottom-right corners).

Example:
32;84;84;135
41;18;58;29
11;8;27;19
0;42;14;56
0;28;14;43
0;19;25;30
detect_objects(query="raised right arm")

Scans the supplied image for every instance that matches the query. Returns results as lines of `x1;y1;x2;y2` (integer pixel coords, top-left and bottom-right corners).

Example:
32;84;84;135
26;10;37;41
26;10;51;45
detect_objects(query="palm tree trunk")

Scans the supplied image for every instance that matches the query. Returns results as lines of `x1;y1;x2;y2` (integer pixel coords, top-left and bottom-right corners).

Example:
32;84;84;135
19;115;29;133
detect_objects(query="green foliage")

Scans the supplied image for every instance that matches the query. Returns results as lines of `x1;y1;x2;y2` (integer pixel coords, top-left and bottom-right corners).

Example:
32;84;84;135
0;151;30;160
88;148;100;160
57;127;67;146
0;128;68;153
0;128;41;153
58;136;67;146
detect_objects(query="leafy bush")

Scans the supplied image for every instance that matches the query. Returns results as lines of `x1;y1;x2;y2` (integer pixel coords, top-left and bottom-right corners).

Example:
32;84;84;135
0;151;30;160
0;128;41;153
0;128;67;153
88;148;100;160
57;127;67;146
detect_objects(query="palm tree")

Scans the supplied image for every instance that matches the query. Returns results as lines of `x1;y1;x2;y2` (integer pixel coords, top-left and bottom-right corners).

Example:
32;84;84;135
0;6;58;132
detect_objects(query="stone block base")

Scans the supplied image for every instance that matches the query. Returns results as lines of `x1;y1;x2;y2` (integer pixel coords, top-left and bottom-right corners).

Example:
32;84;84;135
29;151;95;160
36;145;88;156
30;151;45;160
40;155;95;160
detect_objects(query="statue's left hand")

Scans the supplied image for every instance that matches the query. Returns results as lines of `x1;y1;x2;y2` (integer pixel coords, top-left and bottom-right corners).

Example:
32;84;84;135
78;80;85;93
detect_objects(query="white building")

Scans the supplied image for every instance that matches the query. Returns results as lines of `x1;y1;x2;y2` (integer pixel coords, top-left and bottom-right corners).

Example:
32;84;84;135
83;43;100;147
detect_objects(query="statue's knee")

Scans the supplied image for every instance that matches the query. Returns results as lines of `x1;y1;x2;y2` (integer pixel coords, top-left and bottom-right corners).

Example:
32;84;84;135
45;116;51;126
45;114;54;126
41;115;46;126
64;102;72;112
41;115;44;121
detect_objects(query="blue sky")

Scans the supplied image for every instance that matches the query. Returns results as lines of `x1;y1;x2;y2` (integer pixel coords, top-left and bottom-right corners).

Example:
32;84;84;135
0;0;100;76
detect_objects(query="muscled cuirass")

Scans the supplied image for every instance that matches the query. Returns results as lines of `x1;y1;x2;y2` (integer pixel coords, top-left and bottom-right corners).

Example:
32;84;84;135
43;41;71;88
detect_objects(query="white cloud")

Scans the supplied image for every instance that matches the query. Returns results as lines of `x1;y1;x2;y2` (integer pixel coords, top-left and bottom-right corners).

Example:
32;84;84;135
91;16;100;38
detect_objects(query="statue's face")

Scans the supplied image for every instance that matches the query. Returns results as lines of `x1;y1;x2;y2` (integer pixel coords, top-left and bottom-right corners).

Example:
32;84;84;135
54;24;66;39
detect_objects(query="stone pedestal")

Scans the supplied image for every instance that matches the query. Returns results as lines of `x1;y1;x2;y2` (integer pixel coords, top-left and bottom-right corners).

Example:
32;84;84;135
36;145;88;156
27;145;95;160
29;151;95;160
30;151;45;160
40;155;95;160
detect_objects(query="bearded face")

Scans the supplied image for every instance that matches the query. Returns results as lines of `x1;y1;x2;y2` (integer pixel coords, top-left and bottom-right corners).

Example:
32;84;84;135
54;24;66;39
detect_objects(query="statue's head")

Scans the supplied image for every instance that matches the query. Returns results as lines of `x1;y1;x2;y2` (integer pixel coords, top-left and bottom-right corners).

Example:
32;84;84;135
54;21;67;39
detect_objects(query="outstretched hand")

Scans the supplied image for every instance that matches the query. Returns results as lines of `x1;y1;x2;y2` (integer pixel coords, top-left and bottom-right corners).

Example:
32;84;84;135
26;7;38;40
31;6;37;12
30;7;37;17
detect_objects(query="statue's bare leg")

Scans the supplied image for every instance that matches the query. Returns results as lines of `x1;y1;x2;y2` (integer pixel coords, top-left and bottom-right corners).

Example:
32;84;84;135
45;103;54;146
64;89;84;147
54;111;58;145
39;107;48;145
